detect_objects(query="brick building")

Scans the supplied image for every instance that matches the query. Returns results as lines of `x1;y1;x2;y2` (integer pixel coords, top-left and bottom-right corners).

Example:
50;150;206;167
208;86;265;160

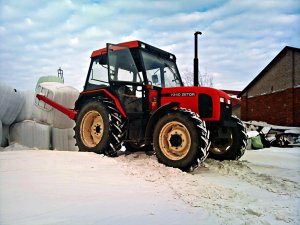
238;46;300;126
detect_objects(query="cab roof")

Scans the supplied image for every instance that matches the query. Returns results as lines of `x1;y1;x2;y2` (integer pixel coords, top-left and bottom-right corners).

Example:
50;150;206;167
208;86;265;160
91;40;176;61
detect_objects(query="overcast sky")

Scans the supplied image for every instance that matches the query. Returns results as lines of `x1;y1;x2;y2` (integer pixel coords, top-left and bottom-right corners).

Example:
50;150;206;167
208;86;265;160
0;0;299;91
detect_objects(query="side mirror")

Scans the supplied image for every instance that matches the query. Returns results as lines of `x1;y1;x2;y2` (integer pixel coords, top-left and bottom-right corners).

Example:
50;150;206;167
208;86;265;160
152;75;159;84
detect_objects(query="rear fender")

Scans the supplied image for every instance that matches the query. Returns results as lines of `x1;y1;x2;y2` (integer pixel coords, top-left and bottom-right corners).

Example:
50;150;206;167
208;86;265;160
75;89;127;118
144;102;180;144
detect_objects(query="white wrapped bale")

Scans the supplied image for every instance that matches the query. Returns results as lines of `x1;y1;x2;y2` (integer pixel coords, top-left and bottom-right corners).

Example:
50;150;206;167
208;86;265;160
0;120;8;147
0;120;2;146
34;82;79;129
0;82;25;125
35;75;64;89
10;120;51;149
52;127;79;151
2;123;9;147
15;90;35;122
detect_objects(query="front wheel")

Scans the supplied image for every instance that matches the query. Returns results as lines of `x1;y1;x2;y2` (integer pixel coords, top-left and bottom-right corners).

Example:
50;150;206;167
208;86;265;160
209;115;247;160
153;108;210;171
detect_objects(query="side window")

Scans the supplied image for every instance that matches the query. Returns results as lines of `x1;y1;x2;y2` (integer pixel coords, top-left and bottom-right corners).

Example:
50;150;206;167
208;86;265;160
146;68;162;87
88;55;109;86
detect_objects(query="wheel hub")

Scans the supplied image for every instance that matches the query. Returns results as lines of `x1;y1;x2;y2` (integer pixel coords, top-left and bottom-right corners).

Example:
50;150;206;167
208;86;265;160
169;134;183;147
159;121;191;160
80;110;104;148
95;125;101;134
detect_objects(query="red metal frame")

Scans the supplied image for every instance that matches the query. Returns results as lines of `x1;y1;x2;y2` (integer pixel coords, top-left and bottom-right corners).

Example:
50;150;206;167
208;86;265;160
36;94;77;120
91;40;139;58
36;87;127;121
80;88;127;118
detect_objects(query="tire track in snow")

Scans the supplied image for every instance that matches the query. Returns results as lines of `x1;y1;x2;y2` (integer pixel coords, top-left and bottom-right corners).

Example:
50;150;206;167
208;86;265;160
198;159;300;197
116;153;299;224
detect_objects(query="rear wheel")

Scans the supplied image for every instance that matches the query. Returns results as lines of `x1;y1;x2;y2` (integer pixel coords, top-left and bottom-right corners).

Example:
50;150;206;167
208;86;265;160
153;108;210;171
74;99;125;156
209;115;247;160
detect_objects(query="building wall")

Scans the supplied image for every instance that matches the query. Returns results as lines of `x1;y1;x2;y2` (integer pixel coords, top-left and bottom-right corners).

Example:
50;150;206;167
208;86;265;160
294;51;300;86
294;87;300;126
246;49;294;97
241;48;300;126
241;88;299;126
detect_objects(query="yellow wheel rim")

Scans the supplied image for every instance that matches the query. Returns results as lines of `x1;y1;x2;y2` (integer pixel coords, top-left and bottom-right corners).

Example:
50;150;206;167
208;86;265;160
159;121;191;160
80;110;104;148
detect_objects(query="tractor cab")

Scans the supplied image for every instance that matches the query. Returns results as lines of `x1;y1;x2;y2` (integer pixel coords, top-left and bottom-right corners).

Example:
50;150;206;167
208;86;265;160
83;41;185;115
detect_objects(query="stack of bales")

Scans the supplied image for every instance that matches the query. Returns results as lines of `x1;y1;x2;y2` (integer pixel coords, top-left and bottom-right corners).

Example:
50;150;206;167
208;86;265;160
0;82;25;147
34;82;79;151
9;89;53;149
1;76;80;151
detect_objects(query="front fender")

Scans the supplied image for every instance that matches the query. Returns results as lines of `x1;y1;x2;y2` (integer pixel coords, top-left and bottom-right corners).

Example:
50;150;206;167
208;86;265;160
144;102;180;144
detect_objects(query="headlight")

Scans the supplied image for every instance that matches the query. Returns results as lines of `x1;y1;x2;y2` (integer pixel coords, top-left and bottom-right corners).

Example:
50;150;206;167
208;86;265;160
220;97;225;103
228;99;231;104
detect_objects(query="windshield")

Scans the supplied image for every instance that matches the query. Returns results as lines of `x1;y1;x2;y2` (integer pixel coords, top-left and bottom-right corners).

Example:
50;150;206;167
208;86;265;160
141;51;183;88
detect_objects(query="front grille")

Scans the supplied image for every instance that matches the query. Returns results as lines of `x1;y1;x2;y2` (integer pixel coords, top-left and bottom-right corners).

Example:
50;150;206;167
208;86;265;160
220;102;232;121
198;94;213;118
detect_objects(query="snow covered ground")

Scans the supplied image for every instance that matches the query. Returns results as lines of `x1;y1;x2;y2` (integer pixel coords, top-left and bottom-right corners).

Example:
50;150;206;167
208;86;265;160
0;146;299;225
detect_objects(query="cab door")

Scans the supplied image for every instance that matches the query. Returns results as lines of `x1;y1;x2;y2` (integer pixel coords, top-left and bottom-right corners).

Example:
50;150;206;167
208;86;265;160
107;43;147;141
107;44;145;114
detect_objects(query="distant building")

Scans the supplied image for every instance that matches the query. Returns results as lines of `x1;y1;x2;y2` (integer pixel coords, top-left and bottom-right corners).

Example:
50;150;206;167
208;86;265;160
238;46;300;126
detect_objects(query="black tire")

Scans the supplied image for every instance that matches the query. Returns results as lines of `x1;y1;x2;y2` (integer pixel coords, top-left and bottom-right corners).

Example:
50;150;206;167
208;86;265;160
153;108;210;171
123;142;153;152
74;99;126;156
209;115;247;160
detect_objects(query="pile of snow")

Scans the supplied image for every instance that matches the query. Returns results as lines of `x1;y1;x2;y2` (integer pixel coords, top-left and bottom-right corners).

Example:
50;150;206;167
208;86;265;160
244;121;300;150
244;120;300;133
0;147;299;224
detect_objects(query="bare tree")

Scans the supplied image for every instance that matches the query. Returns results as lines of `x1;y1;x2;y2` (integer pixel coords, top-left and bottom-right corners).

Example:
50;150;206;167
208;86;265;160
181;68;213;87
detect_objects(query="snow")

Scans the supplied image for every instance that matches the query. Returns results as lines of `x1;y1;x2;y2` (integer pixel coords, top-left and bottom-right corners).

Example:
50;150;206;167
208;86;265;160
244;121;300;132
0;146;299;225
247;130;259;138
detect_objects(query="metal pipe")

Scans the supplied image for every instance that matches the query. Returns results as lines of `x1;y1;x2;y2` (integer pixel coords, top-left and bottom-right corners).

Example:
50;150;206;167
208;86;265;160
194;31;202;86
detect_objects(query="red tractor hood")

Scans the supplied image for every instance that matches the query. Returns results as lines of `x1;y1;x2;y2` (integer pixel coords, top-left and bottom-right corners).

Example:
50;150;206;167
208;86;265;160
160;86;231;121
161;86;230;102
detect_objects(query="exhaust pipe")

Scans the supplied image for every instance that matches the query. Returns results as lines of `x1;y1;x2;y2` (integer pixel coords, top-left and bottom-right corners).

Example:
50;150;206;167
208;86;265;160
194;31;202;86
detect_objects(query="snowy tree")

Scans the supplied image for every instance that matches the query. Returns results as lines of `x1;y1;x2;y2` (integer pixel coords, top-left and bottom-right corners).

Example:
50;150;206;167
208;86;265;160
181;68;213;87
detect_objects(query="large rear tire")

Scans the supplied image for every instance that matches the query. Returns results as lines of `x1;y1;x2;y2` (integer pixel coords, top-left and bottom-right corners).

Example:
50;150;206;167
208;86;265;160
209;115;247;160
74;99;125;156
153;108;210;171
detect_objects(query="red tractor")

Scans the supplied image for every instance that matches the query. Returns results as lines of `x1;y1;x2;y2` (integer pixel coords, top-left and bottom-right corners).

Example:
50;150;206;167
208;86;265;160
37;32;247;171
